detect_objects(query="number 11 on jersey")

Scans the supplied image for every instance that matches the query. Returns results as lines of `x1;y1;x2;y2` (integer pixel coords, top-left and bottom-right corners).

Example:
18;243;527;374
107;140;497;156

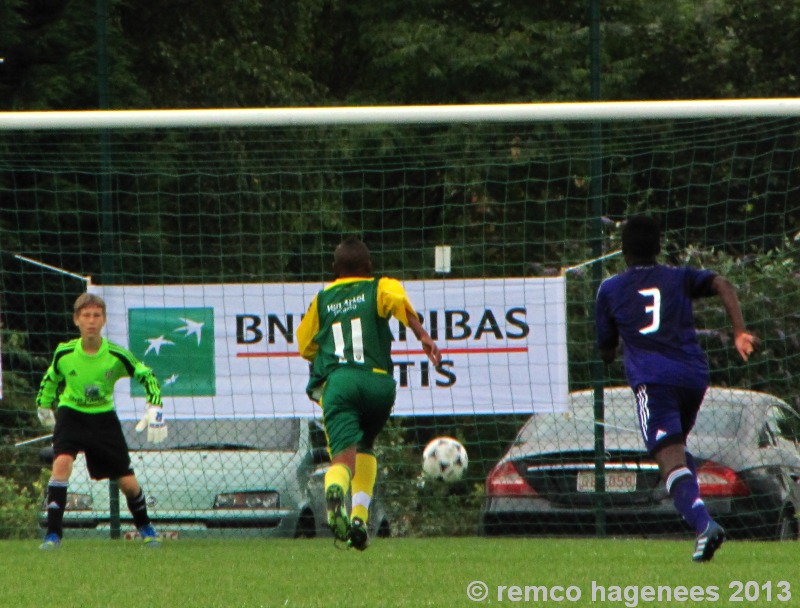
332;318;364;364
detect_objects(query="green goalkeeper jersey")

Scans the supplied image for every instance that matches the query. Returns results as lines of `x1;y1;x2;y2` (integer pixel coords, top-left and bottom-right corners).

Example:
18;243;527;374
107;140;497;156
36;337;162;414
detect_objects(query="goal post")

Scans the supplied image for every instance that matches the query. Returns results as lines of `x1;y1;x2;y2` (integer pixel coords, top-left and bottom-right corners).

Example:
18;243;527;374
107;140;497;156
3;98;800;130
1;99;800;541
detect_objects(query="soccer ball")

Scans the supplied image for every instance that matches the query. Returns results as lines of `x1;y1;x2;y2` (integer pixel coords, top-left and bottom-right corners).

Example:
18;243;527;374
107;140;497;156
422;436;468;482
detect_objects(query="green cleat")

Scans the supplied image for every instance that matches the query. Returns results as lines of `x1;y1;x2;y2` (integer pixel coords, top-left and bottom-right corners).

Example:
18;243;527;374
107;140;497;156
325;484;350;542
348;517;369;551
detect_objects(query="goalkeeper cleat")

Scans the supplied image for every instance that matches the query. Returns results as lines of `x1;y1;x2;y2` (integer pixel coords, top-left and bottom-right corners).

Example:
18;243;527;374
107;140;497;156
693;521;725;562
325;484;350;542
138;524;161;548
348;516;369;551
39;533;61;550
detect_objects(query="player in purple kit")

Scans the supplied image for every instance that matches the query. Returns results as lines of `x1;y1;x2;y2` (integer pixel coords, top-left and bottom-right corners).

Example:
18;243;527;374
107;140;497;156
595;216;758;562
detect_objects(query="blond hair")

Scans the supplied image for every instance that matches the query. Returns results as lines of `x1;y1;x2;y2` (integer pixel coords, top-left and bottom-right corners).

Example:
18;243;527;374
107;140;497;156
73;293;107;315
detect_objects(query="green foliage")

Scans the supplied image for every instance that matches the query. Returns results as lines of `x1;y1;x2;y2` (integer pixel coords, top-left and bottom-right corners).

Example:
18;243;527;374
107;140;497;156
687;241;800;408
0;328;49;446
0;0;141;110
0;327;53;539
0;473;43;539
1;328;47;400
3;0;799;112
115;1;328;108
376;419;485;536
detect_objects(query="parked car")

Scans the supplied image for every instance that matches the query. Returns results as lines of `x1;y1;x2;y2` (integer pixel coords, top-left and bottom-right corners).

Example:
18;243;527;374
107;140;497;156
481;387;800;540
40;417;390;540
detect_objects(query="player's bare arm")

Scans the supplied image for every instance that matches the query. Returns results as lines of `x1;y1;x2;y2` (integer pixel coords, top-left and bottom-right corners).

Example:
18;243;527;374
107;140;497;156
405;307;442;367
711;275;759;361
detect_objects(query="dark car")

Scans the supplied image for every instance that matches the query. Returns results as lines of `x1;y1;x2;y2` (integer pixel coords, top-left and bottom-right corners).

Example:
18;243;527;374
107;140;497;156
481;387;800;540
40;417;390;540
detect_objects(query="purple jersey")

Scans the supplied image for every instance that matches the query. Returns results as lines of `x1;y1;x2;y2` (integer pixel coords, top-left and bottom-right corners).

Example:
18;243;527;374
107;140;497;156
595;264;717;389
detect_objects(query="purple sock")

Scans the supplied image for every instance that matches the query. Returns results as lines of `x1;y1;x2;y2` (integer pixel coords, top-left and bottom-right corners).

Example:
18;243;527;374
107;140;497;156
666;466;711;534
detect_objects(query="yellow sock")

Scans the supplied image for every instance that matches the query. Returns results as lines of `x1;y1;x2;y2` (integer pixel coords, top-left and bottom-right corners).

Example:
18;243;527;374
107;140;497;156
324;463;352;497
351;453;377;523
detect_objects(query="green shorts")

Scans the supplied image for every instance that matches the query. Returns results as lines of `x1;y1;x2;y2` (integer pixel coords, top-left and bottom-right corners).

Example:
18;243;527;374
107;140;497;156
321;366;397;457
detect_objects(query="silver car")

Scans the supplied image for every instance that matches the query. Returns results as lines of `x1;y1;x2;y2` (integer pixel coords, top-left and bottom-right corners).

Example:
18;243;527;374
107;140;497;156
481;387;800;540
40;417;390;540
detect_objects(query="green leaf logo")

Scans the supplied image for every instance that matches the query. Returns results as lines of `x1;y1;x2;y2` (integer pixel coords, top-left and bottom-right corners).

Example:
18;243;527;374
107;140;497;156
128;308;216;397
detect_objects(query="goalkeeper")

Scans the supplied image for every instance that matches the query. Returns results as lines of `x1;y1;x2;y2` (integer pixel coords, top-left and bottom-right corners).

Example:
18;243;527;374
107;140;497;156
298;237;441;550
35;293;168;549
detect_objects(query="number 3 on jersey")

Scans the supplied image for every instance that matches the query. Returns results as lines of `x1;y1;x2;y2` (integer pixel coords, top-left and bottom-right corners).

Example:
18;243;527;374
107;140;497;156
332;318;365;364
638;288;661;334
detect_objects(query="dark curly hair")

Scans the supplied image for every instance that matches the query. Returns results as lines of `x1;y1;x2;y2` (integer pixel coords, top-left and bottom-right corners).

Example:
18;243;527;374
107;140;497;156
333;237;373;278
621;215;661;262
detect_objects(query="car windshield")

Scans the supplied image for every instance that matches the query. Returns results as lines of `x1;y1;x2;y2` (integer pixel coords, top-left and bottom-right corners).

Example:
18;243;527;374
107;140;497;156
121;418;302;451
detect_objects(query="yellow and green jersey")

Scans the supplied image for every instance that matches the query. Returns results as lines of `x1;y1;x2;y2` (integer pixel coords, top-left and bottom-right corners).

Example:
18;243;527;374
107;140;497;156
35;337;162;414
297;277;417;401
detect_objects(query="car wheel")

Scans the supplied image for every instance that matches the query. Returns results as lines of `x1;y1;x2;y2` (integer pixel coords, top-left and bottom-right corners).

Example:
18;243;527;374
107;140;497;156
773;508;798;541
294;509;316;539
376;518;391;538
480;514;513;536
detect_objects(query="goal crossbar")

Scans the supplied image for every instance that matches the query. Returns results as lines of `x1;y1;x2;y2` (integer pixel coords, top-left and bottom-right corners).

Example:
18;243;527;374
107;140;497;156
2;98;800;130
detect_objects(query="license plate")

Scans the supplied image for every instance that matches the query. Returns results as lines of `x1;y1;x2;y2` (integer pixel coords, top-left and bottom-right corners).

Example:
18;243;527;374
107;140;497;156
576;471;636;493
123;529;179;540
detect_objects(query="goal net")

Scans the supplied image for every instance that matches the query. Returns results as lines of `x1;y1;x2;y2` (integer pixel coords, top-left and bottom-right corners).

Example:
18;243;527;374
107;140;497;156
1;100;799;541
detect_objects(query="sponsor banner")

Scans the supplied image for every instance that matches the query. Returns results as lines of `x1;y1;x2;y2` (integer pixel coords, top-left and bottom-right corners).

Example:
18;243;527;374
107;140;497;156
92;278;568;419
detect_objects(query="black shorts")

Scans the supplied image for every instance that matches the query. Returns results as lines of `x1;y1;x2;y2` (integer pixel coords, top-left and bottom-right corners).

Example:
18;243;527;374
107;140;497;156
53;406;134;480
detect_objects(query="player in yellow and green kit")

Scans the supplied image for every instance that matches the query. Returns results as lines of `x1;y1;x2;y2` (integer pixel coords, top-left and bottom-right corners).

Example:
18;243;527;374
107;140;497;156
35;293;168;549
297;237;441;550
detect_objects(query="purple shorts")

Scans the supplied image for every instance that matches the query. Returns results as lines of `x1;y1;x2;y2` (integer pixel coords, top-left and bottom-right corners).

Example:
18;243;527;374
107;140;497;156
633;383;707;453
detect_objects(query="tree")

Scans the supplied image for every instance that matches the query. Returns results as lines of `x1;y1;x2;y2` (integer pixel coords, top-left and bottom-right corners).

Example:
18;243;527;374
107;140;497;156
118;0;328;108
0;0;144;110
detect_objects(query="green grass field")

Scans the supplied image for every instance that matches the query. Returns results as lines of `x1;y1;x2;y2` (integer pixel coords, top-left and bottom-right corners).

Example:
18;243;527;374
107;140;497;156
1;536;797;608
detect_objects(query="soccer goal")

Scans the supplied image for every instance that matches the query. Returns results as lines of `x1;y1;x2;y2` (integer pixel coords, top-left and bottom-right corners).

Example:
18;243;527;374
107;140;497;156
2;99;799;542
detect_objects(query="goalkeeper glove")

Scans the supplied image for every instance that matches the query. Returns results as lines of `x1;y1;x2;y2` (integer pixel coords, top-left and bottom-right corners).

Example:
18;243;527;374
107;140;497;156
37;407;56;429
135;405;168;444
